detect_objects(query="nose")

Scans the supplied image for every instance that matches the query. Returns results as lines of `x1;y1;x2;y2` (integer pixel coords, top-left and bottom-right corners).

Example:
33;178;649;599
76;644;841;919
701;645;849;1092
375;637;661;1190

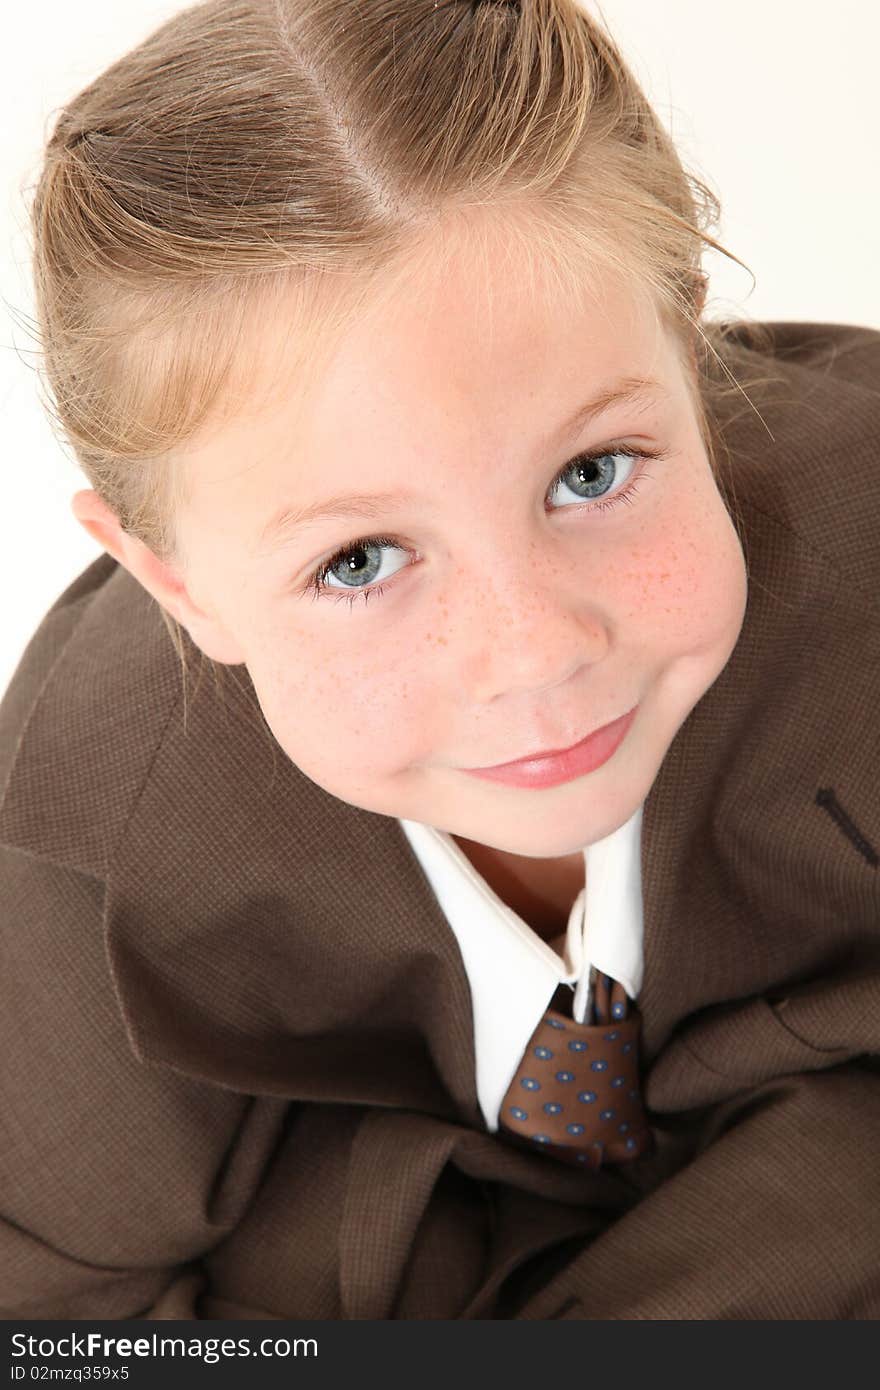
453;552;612;705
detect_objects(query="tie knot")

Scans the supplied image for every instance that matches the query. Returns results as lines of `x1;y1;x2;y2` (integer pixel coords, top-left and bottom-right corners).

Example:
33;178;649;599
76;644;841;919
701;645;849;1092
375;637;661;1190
591;970;630;1027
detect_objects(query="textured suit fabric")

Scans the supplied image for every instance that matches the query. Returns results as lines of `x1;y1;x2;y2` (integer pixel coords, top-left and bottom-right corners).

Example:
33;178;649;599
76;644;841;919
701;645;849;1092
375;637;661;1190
1;319;879;1320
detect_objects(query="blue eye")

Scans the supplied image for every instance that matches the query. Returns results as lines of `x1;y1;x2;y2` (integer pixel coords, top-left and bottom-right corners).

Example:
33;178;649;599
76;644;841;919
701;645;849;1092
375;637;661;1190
548;445;643;509
304;443;667;609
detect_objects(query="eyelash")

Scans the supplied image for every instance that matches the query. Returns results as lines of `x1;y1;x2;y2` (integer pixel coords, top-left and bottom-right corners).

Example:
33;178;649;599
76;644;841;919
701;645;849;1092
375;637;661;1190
303;443;668;609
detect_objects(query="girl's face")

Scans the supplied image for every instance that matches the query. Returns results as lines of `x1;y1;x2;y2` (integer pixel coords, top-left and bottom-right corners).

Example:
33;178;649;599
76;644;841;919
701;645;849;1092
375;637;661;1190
169;239;747;858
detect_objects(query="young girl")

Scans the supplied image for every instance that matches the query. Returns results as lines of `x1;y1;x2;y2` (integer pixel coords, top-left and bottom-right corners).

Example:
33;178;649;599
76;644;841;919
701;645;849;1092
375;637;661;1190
1;0;878;1321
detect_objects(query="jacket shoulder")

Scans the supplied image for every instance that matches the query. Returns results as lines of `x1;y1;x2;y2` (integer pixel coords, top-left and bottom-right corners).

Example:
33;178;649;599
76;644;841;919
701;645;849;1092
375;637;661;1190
730;317;880;377
711;319;880;607
0;553;184;876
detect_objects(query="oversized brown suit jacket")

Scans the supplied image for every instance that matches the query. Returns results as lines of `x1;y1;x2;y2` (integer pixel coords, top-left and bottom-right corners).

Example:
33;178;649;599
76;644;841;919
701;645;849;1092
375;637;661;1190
1;320;879;1320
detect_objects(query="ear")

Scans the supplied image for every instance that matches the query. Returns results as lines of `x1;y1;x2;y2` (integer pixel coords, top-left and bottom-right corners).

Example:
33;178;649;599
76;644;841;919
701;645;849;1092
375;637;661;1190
70;489;247;665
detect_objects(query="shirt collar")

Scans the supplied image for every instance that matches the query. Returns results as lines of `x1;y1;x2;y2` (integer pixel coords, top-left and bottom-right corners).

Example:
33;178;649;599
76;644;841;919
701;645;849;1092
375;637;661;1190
398;806;644;1128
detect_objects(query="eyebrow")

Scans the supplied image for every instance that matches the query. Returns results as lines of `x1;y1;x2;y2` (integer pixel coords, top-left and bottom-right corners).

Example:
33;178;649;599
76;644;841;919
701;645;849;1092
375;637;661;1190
255;375;667;553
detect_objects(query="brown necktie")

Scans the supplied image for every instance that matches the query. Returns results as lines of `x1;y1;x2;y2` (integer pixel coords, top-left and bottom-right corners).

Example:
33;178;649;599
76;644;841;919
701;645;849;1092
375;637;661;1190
496;969;654;1170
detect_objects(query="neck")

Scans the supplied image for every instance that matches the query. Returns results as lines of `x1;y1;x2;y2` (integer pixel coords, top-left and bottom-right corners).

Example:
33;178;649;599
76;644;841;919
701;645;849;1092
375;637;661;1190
452;836;585;945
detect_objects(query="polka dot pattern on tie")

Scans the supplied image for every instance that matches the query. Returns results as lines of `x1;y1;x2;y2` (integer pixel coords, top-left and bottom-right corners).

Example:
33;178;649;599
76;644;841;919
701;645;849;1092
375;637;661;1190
497;972;654;1171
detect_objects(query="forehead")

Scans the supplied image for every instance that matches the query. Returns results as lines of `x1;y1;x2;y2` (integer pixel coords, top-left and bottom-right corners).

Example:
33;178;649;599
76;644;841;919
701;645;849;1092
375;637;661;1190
174;225;670;548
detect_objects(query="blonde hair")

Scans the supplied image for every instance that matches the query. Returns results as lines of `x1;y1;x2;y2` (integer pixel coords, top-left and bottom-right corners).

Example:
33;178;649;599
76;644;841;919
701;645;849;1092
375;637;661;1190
27;0;778;717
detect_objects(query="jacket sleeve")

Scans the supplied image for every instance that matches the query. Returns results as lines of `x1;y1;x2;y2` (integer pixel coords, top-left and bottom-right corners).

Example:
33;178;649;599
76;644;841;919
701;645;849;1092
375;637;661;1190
515;1056;880;1320
0;846;288;1320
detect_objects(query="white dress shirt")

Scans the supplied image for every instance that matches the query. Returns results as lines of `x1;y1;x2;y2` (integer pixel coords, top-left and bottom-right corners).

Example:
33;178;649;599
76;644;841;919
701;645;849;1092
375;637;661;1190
397;804;646;1132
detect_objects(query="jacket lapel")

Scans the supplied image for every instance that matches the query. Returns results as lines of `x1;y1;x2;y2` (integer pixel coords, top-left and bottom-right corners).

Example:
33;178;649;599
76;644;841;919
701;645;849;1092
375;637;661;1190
102;646;485;1129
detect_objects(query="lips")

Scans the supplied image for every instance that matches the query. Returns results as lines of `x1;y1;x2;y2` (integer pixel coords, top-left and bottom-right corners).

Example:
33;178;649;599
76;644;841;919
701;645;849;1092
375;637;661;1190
462;705;638;790
472;711;631;770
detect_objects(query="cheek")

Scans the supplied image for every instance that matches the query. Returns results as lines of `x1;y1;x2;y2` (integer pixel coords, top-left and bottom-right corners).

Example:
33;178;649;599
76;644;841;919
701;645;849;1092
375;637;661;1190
246;627;432;776
680;503;746;648
624;480;746;645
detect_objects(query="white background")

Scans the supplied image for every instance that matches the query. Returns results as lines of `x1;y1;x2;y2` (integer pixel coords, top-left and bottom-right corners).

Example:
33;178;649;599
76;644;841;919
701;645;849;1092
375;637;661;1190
2;1;878;698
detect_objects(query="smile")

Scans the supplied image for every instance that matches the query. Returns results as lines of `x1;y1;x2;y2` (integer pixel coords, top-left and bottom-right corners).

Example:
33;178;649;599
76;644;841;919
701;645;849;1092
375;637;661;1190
462;706;638;790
